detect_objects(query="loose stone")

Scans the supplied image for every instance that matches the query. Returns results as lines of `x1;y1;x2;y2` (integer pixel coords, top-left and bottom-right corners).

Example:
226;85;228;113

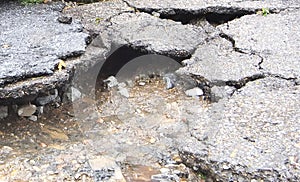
184;87;204;97
17;104;37;117
0;106;8;119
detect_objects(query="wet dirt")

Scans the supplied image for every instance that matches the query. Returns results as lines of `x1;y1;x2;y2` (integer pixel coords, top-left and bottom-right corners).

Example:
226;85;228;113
0;77;205;181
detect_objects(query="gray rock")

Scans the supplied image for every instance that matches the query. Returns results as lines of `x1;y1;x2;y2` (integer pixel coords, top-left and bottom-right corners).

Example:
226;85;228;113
184;87;204;97
104;76;119;88
211;85;235;101
17;104;37;117
28;115;38;122
35;89;58;106
70;87;82;102
57;15;72;24
151;173;180;182
36;106;44;115
118;83;130;98
88;156;126;182
163;73;178;90
164;76;174;90
118;88;130;98
117;82;127;88
0;146;13;154
0;106;8;119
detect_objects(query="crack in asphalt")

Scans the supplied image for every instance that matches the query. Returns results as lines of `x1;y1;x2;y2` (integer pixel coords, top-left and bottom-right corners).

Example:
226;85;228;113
122;0;257;25
218;32;298;86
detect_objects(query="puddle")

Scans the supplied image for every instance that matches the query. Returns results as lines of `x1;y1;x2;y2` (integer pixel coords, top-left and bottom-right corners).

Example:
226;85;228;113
123;164;160;182
0;76;205;181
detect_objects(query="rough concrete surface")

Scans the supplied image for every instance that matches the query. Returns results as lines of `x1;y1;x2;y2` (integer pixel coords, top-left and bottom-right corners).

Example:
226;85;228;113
107;12;209;58
177;37;262;83
218;9;300;79
182;77;300;181
0;1;88;101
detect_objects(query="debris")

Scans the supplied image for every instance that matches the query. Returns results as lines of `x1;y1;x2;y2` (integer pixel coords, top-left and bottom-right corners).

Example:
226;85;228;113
57;60;66;72
36;89;58;106
184;87;204;97
57;15;72;24
28;115;38;122
0;106;8;119
18;104;37;117
104;76;119;88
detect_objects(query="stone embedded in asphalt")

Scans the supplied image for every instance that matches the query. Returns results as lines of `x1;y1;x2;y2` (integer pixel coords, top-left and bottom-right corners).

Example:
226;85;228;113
180;77;300;181
17;104;37;117
218;9;300;79
57;15;72;24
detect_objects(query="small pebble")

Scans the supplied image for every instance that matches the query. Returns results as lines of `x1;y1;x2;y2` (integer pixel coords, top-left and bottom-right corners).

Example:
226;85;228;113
118;87;130;98
185;87;204;97
18;104;37;117
149;137;156;144
138;81;146;86
57;15;72;24
28;115;38;122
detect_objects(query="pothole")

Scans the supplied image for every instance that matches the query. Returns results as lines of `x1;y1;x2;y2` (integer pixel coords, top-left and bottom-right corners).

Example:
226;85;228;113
129;6;256;26
89;74;207;181
159;10;254;26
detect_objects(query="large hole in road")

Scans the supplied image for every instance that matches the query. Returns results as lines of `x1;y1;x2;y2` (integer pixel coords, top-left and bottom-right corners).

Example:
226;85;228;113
142;8;255;26
94;45;183;94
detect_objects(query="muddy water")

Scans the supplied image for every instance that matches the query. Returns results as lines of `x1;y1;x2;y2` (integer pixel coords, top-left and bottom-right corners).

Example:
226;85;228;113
0;77;205;181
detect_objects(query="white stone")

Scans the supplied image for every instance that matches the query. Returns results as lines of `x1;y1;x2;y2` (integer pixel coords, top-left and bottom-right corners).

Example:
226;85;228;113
71;87;82;102
184;87;204;97
138;81;146;86
118;87;130;98
28;115;38;122
104;76;119;88
18;104;37;117
37;106;44;115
